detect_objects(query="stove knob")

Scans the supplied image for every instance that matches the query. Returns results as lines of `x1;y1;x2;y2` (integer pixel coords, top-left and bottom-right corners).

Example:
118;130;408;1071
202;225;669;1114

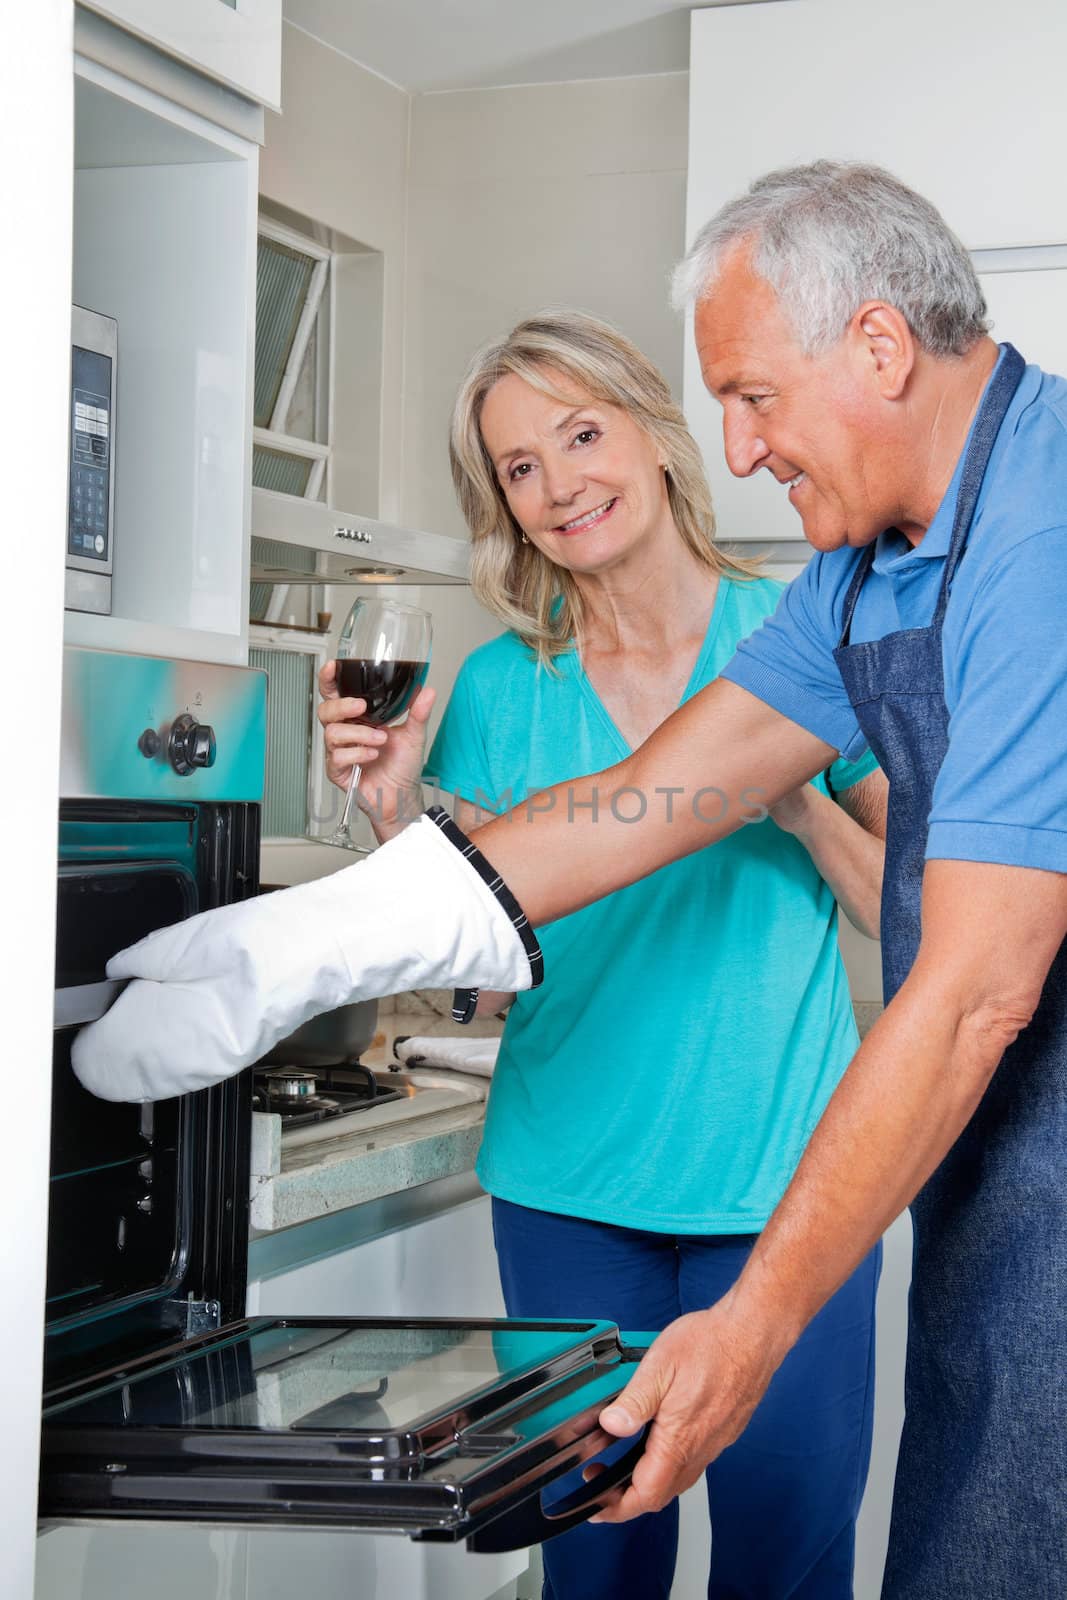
167;712;217;776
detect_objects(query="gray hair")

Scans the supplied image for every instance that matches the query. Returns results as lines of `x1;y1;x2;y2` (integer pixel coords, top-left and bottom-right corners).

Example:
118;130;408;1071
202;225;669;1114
672;160;989;358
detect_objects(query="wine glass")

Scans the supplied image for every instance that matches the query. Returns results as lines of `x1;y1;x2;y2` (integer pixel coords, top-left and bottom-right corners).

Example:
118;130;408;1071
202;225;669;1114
324;596;432;852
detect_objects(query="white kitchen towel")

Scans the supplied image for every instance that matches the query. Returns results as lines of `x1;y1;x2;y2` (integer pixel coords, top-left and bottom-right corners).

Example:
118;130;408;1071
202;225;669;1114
393;1034;499;1079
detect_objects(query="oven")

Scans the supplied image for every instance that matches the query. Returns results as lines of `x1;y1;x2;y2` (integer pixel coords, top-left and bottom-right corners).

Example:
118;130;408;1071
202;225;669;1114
40;647;649;1552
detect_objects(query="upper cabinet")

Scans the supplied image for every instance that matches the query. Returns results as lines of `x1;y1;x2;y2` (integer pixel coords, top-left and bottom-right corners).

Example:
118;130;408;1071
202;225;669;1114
78;0;282;109
67;27;261;665
683;0;1067;545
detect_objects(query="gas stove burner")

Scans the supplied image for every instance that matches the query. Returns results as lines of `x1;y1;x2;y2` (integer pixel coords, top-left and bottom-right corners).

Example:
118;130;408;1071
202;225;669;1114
251;1068;345;1125
252;1060;407;1127
263;1069;320;1103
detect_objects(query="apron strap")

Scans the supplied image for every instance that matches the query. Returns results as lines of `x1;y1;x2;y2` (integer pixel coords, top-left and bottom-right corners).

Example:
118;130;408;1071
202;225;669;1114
836;344;1026;647
934;343;1026;625
836;545;876;648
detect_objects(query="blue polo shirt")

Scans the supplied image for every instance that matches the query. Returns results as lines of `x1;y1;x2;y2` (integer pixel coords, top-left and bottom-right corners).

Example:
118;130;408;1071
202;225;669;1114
723;350;1067;873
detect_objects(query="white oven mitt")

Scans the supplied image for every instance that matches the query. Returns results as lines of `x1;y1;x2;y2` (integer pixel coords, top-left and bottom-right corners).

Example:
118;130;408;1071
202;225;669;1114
71;810;541;1103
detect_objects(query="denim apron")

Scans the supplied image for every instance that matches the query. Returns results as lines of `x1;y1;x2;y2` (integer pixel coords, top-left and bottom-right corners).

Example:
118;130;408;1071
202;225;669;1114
833;344;1067;1597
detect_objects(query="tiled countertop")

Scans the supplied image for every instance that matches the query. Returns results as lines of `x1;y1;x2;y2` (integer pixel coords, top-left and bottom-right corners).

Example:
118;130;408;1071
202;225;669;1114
248;1001;505;1235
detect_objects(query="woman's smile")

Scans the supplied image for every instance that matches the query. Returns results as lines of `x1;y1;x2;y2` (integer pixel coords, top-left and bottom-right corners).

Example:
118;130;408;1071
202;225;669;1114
554;496;619;535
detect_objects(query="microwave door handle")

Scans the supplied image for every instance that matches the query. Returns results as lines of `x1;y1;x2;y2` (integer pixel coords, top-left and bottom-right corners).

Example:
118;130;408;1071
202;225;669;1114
54;979;129;1030
466;1423;650;1555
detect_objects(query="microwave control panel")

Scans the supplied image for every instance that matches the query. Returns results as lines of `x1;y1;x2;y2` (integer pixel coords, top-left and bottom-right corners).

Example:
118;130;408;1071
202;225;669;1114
69;345;112;562
66;307;116;617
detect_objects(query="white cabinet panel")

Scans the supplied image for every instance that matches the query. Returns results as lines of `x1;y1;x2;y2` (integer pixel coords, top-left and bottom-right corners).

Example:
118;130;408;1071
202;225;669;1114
250;1192;505;1318
35;1525;249;1600
244;1526;525;1600
79;0;281;109
684;0;1067;543
687;0;1067;257
688;361;804;544
980;262;1067;380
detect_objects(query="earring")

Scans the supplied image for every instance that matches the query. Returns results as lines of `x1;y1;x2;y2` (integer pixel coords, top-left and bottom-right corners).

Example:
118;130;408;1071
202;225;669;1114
520;531;529;545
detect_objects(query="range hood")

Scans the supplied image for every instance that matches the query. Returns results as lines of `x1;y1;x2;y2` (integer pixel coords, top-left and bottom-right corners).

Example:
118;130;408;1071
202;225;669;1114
251;488;469;587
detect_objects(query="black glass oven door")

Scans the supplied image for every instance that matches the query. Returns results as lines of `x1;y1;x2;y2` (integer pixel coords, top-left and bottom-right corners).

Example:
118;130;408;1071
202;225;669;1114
40;1317;651;1549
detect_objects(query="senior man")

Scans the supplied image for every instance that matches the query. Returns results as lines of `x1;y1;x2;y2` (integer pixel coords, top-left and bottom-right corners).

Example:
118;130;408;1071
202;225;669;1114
76;162;1067;1595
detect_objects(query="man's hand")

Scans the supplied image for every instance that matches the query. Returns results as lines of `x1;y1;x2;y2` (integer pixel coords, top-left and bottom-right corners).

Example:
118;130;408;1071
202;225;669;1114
587;1297;786;1523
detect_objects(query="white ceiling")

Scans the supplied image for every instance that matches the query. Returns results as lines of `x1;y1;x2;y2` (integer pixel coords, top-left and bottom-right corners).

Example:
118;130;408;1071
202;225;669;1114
281;1;755;94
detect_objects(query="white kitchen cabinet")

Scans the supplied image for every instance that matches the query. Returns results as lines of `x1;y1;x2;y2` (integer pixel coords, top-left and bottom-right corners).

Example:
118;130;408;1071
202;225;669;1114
66;49;259;665
36;1517;525;1600
683;0;1067;543
248;1182;506;1322
78;0;281;110
976;252;1067;380
35;1526;250;1600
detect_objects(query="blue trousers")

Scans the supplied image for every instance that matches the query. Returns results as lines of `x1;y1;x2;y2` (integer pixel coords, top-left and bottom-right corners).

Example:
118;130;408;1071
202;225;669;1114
492;1198;881;1600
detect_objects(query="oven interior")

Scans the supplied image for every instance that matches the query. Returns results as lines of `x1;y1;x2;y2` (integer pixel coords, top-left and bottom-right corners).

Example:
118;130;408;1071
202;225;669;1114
46;800;257;1394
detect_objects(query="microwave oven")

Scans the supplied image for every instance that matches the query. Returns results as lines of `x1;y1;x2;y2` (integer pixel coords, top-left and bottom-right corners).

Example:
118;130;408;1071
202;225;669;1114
66;304;116;616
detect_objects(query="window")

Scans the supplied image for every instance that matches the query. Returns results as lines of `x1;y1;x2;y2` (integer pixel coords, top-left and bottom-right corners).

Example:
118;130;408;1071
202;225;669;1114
253;219;332;502
249;634;333;840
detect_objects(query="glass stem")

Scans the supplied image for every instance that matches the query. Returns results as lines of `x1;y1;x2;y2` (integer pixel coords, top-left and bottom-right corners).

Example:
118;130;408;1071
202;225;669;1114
338;763;363;835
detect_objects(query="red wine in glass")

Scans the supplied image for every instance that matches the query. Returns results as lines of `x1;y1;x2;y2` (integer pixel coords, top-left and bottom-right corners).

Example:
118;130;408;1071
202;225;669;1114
336;658;429;727
326;598;432;852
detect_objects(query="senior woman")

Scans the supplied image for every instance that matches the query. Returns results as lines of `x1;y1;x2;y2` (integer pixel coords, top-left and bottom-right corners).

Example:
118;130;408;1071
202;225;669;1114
319;313;887;1600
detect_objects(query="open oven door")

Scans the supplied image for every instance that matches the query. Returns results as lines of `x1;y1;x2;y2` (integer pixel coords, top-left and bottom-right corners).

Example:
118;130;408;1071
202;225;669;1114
40;1316;651;1551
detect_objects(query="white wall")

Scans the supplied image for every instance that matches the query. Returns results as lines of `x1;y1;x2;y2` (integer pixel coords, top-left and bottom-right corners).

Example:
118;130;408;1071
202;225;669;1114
4;5;73;1600
403;73;690;535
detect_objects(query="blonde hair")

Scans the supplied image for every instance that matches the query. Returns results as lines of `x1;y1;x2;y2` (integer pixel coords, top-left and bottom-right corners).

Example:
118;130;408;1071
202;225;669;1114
449;310;761;666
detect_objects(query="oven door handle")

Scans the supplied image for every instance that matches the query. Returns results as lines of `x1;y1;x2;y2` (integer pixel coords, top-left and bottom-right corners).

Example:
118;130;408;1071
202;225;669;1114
54;979;128;1030
466;1423;651;1553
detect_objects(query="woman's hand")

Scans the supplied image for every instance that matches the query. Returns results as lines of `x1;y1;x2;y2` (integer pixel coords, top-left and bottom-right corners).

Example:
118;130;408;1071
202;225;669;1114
770;772;887;939
317;661;436;842
767;784;815;836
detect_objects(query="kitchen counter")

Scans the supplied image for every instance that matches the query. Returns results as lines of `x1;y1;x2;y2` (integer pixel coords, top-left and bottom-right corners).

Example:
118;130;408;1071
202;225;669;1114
248;998;883;1236
249;1003;505;1234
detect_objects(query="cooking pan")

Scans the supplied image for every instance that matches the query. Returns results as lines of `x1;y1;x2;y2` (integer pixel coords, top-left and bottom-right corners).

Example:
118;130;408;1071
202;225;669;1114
258;998;379;1067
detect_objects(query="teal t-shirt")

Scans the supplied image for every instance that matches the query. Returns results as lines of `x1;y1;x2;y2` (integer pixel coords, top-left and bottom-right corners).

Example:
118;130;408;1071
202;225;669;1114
425;575;877;1233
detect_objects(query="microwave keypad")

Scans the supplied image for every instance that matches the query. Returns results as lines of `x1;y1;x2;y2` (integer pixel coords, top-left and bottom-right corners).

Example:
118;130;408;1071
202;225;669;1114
69;348;112;562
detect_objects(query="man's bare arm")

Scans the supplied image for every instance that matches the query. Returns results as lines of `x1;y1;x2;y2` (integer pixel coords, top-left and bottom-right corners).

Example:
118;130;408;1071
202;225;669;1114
591;856;1067;1520
469;680;836;925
